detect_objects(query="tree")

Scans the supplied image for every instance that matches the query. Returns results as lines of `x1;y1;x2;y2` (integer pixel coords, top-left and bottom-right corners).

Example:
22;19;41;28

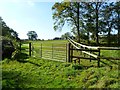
113;1;120;46
82;2;105;45
27;31;38;40
1;16;19;40
52;1;81;42
61;32;72;40
101;2;115;46
0;16;19;59
81;2;96;44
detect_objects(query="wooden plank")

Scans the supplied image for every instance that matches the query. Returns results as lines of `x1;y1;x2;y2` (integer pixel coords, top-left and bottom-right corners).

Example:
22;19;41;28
53;54;66;57
68;38;99;49
72;56;97;60
98;47;120;50
41;57;65;62
82;51;98;58
68;37;120;50
100;56;120;60
54;46;65;49
71;48;99;52
53;50;66;52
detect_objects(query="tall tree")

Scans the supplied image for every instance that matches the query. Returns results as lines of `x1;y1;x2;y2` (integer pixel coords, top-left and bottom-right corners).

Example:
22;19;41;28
82;2;95;44
1;16;19;40
52;1;81;42
61;32;72;40
27;31;38;40
101;2;115;46
113;1;120;46
82;2;104;45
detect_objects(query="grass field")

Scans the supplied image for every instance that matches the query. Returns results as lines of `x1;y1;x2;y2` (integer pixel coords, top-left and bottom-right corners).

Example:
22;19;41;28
2;40;119;88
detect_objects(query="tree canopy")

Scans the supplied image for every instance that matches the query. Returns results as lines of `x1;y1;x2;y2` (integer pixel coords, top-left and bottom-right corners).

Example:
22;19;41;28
52;1;120;46
0;16;19;41
27;31;38;40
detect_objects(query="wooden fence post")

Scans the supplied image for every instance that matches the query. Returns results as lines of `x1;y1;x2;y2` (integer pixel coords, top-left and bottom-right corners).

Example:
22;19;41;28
66;44;67;62
32;43;34;55
68;43;71;62
29;42;31;56
70;45;73;62
90;49;92;62
98;49;100;67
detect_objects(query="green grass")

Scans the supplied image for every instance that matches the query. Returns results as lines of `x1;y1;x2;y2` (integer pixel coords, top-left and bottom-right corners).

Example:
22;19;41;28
2;40;119;89
2;57;119;88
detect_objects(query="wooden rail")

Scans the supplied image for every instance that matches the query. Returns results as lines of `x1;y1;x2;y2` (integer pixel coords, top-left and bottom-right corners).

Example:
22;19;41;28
68;37;120;67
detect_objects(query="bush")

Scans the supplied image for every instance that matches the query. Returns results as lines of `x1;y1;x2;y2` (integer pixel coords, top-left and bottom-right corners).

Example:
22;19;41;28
2;40;15;59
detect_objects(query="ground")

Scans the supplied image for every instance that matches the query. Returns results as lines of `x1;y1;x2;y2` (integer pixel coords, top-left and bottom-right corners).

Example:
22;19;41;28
1;40;119;89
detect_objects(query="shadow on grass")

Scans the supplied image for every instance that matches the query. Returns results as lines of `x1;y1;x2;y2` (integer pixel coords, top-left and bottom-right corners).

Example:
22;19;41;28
2;70;31;89
13;52;29;63
27;60;41;67
16;54;41;67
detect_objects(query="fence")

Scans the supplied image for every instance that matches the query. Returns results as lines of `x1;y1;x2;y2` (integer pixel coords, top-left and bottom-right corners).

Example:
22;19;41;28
39;43;67;62
19;41;33;56
68;37;120;67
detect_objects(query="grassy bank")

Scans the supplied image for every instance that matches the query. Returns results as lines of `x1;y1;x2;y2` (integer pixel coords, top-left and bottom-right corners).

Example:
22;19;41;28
2;40;119;88
2;57;119;88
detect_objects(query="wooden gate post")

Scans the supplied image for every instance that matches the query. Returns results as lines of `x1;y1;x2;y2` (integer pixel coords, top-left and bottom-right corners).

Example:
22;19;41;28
70;45;73;62
68;43;71;62
90;49;92;62
98;49;100;67
29;42;31;56
66;44;67;62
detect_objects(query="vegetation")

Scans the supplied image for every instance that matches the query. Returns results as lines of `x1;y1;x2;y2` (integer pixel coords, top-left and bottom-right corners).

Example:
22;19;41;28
1;1;120;89
61;32;72;40
27;31;38;40
52;1;120;46
2;40;119;89
0;17;20;59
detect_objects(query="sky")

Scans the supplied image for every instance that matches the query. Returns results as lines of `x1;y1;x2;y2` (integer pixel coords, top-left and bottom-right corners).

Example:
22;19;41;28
0;0;70;40
0;0;117;40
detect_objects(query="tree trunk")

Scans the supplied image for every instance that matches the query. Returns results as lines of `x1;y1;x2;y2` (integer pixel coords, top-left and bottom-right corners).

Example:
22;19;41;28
77;2;80;43
95;2;99;45
107;28;111;46
117;10;120;46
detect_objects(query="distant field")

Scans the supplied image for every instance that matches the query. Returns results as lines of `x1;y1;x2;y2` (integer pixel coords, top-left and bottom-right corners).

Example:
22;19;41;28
2;40;119;88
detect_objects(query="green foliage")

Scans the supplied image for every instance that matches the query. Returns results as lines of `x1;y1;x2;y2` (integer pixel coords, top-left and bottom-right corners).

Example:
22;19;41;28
2;58;118;88
0;17;19;40
52;2;120;46
2;40;119;88
61;32;72;40
27;31;38;40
